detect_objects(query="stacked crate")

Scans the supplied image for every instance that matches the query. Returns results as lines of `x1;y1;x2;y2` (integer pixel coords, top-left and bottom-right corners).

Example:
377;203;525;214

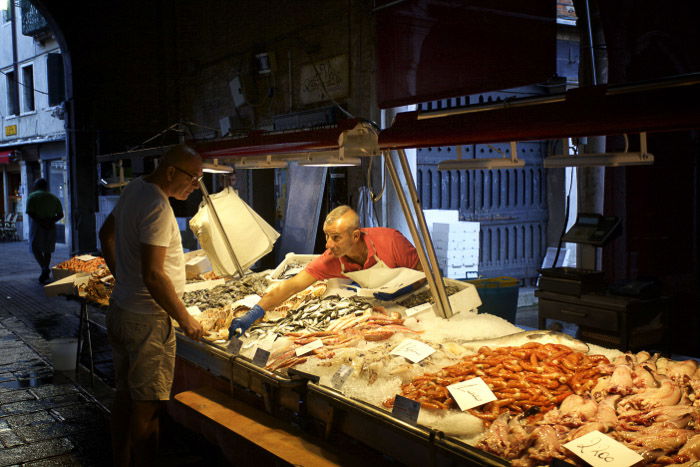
423;210;480;279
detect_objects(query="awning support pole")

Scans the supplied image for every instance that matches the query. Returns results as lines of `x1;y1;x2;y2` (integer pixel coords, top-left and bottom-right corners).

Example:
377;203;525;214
198;180;245;278
384;150;453;318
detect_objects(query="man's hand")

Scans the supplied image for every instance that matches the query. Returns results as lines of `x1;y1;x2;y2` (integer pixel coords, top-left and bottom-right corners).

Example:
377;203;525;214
178;314;204;341
228;304;265;338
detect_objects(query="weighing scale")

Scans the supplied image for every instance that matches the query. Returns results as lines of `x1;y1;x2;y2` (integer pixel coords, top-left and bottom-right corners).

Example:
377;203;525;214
538;213;621;296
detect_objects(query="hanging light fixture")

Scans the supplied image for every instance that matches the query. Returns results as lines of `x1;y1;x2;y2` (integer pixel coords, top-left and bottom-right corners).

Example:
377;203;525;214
234;155;288;169
297;151;361;167
202;158;234;173
437;142;525;170
543;133;654;168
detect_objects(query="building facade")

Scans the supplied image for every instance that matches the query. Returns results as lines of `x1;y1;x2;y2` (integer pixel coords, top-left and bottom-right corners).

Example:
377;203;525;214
0;0;67;243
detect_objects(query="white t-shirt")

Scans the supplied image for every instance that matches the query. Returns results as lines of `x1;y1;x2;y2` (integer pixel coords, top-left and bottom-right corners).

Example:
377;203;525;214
110;177;185;315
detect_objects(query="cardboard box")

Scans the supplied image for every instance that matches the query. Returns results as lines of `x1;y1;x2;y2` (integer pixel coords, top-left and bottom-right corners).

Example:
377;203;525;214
184;249;213;279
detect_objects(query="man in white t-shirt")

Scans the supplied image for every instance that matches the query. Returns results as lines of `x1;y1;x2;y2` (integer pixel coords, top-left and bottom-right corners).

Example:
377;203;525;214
99;144;204;467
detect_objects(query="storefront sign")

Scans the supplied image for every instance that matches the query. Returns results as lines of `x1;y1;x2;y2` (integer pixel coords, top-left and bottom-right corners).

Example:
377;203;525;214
5;125;17;136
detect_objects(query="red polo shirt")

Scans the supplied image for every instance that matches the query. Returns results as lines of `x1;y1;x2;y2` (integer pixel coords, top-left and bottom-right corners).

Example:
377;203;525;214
305;227;419;280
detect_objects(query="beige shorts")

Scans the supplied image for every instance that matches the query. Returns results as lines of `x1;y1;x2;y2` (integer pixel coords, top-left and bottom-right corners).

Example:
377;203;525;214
106;305;176;401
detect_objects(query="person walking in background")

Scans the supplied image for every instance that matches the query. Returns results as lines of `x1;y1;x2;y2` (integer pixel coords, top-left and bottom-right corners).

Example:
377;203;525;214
99;144;204;467
25;178;63;284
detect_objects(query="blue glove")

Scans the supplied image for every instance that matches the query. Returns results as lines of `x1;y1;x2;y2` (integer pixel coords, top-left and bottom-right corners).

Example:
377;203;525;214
229;304;265;338
374;284;415;301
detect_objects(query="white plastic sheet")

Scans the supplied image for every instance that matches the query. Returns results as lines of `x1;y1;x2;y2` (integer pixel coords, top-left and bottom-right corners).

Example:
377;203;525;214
189;187;280;275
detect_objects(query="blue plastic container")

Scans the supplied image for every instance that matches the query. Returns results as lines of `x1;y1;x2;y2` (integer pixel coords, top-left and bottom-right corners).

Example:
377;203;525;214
466;277;520;323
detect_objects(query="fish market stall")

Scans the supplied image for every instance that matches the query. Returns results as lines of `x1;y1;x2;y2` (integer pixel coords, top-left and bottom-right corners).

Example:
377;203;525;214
166;256;700;466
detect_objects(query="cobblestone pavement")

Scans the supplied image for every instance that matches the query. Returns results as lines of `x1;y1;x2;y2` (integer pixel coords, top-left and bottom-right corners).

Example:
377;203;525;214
0;241;227;466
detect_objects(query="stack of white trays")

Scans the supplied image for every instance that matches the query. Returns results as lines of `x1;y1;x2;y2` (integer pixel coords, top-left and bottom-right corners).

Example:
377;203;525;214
431;221;480;279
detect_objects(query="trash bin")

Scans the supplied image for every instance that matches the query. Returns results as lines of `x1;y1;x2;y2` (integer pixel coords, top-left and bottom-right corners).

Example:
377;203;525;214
48;338;78;371
466;277;520;323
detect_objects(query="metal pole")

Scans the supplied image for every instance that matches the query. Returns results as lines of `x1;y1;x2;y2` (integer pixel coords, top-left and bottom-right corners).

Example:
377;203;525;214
384;151;447;318
396;149;453;318
198;180;245;278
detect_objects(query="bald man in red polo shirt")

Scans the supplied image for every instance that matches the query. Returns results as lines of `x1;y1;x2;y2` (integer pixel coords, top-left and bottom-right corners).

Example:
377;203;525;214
229;205;421;337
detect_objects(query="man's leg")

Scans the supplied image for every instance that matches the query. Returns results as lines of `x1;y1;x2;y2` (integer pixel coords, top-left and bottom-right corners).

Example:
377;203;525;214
131;400;162;467
110;390;133;467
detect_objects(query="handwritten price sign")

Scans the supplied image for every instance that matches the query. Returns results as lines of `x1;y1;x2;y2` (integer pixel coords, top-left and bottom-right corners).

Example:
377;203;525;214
563;431;643;467
390;338;435;363
447;377;497;411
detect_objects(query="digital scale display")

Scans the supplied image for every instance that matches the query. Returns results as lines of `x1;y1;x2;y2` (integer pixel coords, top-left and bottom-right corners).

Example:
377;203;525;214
561;213;621;247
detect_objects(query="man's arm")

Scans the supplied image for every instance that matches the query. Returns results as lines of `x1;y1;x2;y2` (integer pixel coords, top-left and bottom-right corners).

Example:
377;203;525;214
98;214;117;278
141;243;204;341
257;270;317;311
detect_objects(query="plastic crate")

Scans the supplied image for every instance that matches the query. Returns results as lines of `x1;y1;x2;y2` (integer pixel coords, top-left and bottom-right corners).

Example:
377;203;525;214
466;277;520;323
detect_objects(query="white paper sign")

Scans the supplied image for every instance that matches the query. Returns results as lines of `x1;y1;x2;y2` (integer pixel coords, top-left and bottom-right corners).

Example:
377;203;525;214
563;431;644;467
76;254;97;261
295;339;324;356
390;338;435;363
447;377;497;411
186;305;202;317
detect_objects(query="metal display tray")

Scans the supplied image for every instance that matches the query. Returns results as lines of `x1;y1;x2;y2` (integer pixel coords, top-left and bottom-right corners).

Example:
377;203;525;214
176;334;306;414
306;383;508;467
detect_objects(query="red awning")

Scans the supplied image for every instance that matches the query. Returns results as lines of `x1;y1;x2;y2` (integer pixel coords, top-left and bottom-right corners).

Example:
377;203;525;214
0;150;12;164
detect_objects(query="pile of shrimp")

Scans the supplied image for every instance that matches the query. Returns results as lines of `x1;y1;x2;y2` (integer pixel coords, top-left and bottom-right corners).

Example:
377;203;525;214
384;342;610;424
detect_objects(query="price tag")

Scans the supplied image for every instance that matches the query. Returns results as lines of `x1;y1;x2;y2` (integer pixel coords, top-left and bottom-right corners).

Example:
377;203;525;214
390;338;435;363
447;377;497;411
185;305;201;317
404;303;431;317
226;337;243;355
563;430;643;467
331;365;353;390
295;339;323;356
392;395;420;425
252;348;270;367
76;254;97;261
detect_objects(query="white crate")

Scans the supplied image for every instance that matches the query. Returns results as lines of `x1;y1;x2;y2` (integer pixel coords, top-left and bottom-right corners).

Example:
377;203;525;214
269;253;320;280
423;209;459;226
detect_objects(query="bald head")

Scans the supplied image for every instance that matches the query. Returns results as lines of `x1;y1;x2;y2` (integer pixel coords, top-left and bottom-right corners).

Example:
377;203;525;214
150;144;202;200
159;144;201;170
324;205;359;232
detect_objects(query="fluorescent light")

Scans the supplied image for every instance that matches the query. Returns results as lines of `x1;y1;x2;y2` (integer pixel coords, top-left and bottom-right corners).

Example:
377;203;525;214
438;157;525;170
297;153;361;167
543;133;654;168
543;152;654;168
234;155;288;169
438;141;525;170
202;158;234;173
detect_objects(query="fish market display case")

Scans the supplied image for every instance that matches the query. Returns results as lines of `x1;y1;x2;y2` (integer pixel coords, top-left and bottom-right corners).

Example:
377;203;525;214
172;335;509;466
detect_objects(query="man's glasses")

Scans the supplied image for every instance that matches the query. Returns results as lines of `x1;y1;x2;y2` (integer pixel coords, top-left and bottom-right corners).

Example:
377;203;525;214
172;166;203;186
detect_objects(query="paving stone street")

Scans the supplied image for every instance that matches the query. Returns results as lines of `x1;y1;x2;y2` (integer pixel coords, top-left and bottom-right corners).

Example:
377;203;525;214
0;238;111;465
0;240;227;466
